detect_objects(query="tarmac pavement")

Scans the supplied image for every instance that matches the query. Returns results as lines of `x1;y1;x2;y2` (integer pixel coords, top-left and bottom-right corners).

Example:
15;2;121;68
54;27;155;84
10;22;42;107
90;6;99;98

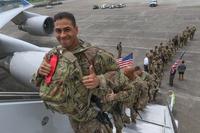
1;0;200;132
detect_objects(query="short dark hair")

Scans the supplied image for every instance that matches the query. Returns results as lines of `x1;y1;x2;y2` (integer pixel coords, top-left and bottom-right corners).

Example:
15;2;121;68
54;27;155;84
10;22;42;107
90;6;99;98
134;66;141;71
54;12;76;27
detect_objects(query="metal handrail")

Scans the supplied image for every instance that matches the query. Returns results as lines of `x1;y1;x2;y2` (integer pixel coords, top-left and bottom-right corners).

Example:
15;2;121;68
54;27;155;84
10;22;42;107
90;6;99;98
0;92;39;97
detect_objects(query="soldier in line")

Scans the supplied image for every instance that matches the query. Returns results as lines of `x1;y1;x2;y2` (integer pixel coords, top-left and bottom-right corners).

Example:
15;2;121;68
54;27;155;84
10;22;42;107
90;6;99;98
33;12;138;133
162;46;169;64
172;34;179;50
151;57;157;74
123;66;148;121
134;66;158;103
166;46;172;61
155;56;164;79
179;33;184;47
148;49;154;74
158;42;164;53
168;42;176;56
190;26;196;40
151;72;161;91
182;27;189;46
186;26;192;39
154;45;159;55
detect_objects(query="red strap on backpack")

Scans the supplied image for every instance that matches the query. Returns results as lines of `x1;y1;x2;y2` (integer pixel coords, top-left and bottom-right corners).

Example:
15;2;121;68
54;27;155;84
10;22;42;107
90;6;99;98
45;54;58;85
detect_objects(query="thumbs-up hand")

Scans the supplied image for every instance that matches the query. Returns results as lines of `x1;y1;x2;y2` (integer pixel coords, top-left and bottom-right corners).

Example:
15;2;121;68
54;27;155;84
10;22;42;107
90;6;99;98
82;65;100;89
102;90;116;103
38;56;51;76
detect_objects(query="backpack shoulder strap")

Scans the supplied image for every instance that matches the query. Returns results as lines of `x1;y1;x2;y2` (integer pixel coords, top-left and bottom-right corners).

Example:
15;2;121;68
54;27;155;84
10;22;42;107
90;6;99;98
84;46;99;65
62;50;77;62
74;40;100;65
62;50;83;77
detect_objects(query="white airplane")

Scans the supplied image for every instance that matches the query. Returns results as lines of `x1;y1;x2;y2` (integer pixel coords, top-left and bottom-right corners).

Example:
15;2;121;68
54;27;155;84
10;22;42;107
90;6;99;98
0;1;177;133
0;1;74;133
0;0;54;89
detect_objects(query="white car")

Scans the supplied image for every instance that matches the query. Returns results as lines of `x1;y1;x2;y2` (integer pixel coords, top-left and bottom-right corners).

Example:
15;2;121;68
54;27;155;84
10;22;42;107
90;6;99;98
149;0;158;7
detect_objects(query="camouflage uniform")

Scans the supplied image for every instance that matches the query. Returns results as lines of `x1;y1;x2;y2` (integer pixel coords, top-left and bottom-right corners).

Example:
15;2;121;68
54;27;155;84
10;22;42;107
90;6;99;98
70;40;138;133
163;47;169;64
154;46;159;55
139;71;157;102
183;27;190;45
190;26;196;40
110;106;124;133
151;59;157;74
187;27;192;39
166;46;172;61
179;34;184;47
151;73;161;88
148;50;154;74
33;39;137;133
168;43;175;56
122;71;148;122
157;58;164;77
130;76;148;112
158;42;164;53
172;35;179;50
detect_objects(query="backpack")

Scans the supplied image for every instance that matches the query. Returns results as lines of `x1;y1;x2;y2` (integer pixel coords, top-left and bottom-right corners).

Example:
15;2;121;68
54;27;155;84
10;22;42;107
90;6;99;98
39;46;93;121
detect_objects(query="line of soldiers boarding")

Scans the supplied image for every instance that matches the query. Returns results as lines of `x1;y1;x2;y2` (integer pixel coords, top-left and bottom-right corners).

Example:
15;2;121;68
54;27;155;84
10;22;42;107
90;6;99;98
111;25;196;132
33;21;196;132
144;25;196;87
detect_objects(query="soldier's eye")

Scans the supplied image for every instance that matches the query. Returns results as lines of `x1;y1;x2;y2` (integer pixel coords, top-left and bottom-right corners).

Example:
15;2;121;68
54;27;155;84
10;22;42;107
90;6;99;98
55;28;62;34
55;28;70;34
63;27;70;32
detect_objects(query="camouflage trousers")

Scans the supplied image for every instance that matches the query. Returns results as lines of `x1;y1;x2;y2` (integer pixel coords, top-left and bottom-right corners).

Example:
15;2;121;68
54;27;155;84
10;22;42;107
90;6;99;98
149;87;159;102
183;39;187;46
111;109;124;133
69;116;112;133
190;33;195;40
179;41;184;47
135;89;149;110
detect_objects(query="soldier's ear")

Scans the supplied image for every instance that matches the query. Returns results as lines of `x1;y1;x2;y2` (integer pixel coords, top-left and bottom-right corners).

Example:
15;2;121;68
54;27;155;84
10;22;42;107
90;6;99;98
75;26;79;34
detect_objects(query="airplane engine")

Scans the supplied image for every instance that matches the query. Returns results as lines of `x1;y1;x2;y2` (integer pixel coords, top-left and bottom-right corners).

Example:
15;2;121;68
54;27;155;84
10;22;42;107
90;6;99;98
9;51;46;89
18;15;54;36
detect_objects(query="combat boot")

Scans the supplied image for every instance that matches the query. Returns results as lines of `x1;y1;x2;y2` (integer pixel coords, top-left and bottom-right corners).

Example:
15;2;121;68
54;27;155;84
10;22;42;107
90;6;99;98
131;112;137;123
122;114;131;124
116;129;122;133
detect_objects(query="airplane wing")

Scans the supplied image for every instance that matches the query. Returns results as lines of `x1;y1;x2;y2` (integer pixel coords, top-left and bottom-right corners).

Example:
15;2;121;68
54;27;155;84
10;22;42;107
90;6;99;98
0;0;54;89
0;0;33;29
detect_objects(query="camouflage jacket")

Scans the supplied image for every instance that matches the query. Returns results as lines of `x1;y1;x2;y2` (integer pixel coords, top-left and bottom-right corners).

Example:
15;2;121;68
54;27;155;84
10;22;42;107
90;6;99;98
33;39;134;121
71;40;134;102
140;71;156;88
32;46;98;122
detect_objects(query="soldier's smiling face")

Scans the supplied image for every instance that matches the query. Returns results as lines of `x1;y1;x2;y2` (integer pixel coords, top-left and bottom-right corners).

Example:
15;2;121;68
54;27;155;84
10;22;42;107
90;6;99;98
54;18;79;50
